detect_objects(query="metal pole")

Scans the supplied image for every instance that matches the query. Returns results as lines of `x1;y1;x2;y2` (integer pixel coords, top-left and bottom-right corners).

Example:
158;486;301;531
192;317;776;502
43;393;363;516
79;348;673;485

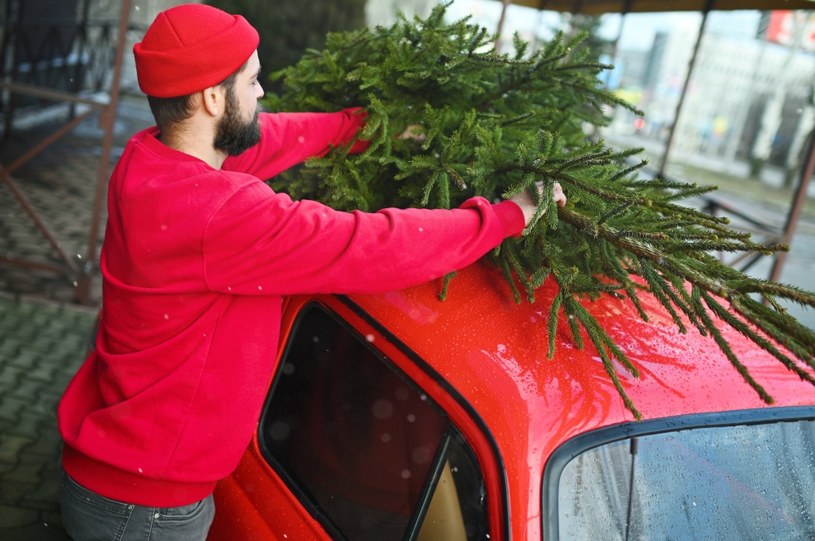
5;109;96;174
0;82;109;107
0;109;96;272
657;0;714;177
599;0;631;109
496;0;514;48
769;129;815;283
0;165;80;272
608;0;632;69
0;256;66;273
75;0;132;304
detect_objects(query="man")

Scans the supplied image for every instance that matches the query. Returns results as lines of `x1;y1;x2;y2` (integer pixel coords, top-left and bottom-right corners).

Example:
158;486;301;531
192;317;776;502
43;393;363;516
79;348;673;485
57;4;565;540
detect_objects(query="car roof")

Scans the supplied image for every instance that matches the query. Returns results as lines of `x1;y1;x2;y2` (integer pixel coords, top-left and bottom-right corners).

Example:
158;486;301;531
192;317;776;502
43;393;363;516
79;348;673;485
346;261;815;458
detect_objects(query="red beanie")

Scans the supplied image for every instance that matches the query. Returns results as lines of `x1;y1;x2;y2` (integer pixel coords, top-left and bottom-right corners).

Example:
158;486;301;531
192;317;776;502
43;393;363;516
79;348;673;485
133;4;259;98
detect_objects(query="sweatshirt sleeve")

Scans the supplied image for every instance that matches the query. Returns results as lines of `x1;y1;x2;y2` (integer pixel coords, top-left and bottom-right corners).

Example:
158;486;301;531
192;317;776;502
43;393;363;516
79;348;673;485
202;182;524;296
221;108;367;179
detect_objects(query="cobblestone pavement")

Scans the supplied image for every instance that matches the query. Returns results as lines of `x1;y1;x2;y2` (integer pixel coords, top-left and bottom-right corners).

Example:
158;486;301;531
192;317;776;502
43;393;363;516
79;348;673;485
0;295;96;539
0;95;151;540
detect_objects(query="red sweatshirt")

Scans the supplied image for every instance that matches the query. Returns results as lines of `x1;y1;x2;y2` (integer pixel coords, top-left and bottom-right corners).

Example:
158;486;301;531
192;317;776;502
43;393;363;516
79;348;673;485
58;108;524;507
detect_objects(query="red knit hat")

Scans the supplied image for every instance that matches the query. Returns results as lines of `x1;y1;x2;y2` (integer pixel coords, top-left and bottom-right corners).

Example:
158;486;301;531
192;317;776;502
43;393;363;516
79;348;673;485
133;4;260;98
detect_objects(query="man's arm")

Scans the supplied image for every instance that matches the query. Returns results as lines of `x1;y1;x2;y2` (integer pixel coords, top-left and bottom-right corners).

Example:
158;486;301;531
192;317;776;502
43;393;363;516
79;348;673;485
203;188;523;296
221;108;367;178
201;176;564;296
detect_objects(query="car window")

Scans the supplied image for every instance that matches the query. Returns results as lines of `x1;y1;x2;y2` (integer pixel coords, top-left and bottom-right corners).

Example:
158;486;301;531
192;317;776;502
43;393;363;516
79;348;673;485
548;414;815;540
259;303;489;541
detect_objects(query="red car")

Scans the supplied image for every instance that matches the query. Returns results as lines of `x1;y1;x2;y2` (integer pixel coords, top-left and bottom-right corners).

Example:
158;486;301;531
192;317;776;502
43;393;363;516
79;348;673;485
207;262;815;540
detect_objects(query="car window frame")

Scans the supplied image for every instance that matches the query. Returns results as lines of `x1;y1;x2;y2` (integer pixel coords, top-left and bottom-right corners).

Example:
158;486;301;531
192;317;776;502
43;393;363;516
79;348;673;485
541;405;815;541
256;299;507;540
337;295;510;540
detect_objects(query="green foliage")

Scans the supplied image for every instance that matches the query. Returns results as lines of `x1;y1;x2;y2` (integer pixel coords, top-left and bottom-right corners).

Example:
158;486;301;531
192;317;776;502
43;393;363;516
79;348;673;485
264;3;815;418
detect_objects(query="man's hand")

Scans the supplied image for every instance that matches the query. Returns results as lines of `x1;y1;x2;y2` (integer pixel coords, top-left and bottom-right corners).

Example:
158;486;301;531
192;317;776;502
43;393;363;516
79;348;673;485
510;181;566;227
398;125;425;141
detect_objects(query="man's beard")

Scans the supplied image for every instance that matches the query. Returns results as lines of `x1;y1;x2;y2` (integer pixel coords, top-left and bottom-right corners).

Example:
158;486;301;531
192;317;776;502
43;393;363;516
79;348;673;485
213;88;260;156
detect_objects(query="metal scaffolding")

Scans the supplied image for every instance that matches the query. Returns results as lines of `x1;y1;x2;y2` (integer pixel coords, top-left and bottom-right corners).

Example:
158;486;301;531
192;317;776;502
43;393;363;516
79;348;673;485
0;0;132;303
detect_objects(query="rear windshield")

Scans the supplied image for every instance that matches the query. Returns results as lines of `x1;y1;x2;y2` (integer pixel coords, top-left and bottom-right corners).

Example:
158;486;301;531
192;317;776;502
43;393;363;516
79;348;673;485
546;411;814;540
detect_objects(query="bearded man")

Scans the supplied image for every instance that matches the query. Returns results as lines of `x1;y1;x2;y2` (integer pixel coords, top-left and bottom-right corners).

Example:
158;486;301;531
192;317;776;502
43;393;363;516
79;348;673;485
57;4;564;540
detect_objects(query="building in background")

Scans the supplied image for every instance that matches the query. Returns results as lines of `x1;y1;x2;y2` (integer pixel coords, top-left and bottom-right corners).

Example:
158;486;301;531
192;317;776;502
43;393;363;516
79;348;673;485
605;10;815;185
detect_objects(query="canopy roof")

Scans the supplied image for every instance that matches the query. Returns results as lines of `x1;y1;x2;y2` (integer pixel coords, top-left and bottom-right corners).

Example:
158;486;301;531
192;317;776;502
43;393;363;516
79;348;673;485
507;0;815;14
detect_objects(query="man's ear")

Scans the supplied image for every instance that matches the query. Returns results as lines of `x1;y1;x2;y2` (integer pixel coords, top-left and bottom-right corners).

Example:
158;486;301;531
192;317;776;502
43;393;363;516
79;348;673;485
200;85;225;117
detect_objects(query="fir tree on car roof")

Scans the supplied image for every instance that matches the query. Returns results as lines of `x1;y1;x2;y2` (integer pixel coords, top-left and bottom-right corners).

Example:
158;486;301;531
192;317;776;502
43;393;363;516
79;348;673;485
263;2;815;418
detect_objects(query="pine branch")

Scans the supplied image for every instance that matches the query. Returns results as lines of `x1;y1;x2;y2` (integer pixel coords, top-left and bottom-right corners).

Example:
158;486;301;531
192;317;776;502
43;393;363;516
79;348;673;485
563;295;642;418
266;3;815;418
691;287;775;403
637;259;689;333
701;291;815;381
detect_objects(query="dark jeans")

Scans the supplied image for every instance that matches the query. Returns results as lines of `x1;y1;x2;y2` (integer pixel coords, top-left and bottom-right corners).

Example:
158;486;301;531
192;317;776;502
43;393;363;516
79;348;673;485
59;472;215;541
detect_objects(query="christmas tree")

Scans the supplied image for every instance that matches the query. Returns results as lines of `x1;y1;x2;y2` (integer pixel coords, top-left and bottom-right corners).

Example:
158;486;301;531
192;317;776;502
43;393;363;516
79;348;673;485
264;3;815;417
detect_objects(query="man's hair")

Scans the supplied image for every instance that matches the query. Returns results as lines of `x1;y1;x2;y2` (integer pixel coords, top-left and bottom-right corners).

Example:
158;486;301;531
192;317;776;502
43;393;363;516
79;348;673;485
147;59;249;135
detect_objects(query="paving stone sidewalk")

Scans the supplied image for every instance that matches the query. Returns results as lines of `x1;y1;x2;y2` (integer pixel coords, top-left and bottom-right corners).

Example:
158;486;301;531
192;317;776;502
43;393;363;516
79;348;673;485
0;294;96;540
0;94;151;540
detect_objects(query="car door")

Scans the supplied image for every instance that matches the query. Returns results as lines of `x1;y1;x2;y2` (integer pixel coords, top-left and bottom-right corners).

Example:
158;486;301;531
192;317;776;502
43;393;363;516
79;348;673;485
209;295;506;540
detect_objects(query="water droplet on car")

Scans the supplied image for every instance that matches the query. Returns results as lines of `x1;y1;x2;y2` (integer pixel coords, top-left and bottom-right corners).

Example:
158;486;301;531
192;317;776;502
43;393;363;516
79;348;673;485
372;399;394;419
411;446;431;464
